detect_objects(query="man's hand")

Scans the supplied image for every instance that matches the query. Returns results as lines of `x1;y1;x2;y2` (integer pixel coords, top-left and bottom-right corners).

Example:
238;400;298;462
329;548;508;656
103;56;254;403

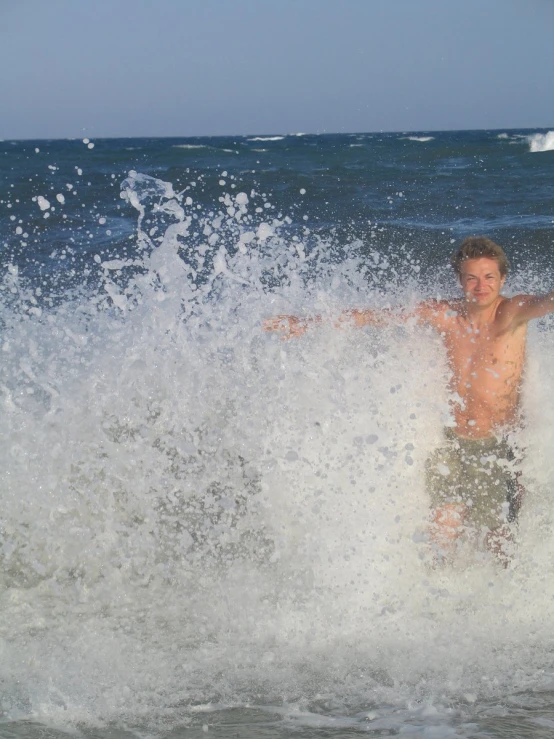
263;314;310;339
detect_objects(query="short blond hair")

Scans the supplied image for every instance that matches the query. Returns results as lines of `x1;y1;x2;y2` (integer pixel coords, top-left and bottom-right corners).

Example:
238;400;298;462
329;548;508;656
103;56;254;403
452;236;509;277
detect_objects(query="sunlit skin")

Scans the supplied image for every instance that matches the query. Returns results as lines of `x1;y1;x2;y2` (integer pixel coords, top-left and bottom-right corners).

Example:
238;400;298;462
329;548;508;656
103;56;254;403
264;255;554;560
427;257;521;439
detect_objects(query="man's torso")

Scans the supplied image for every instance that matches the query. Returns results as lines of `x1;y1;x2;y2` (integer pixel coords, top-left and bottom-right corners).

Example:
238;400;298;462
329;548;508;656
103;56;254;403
425;297;527;438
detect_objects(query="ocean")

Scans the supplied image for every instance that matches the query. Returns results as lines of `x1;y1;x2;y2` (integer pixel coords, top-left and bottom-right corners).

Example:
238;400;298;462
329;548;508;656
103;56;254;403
1;129;554;738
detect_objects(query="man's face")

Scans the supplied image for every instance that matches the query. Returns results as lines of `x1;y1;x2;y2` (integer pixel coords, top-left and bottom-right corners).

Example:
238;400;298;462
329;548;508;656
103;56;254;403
459;257;506;307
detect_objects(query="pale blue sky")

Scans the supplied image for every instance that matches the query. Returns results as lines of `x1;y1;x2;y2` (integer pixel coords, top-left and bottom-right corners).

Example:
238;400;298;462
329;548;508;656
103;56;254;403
1;0;553;139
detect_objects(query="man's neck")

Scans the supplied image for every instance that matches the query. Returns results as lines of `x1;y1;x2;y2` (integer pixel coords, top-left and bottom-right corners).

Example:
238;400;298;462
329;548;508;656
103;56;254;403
463;295;503;328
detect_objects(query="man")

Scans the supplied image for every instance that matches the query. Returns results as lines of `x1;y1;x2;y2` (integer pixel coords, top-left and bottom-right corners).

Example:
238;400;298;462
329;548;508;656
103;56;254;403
264;236;554;563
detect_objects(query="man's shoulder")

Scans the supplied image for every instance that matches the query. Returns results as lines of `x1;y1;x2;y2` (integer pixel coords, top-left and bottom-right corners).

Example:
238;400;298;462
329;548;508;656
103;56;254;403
418;297;461;311
496;294;533;315
416;298;462;327
495;294;535;330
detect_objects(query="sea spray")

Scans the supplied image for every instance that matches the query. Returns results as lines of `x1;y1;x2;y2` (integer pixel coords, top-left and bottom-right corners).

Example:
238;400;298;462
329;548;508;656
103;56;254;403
1;168;554;733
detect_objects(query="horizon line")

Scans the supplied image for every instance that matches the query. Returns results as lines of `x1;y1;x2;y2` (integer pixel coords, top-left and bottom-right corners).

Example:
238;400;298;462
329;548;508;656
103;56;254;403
1;125;553;144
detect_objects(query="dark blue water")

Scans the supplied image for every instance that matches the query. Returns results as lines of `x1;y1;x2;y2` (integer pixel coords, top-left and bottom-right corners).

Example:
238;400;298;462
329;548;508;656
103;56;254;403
2;130;553;294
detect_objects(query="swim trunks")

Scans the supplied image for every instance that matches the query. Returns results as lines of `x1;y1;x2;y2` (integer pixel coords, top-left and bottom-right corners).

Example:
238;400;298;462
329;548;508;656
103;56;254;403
425;428;521;533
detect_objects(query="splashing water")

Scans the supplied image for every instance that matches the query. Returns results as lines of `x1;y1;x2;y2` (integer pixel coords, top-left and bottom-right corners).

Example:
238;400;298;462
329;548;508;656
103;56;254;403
528;130;554;153
2;170;554;736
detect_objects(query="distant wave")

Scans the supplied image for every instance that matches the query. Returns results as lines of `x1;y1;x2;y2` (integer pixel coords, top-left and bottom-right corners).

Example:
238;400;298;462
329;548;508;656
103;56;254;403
172;144;209;149
528;131;554;153
496;133;528;145
506;134;530;146
247;136;285;142
401;136;434;142
388;214;554;230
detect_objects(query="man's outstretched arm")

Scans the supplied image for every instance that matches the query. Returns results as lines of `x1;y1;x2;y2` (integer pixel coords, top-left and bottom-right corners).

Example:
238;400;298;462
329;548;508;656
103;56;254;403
263;308;401;339
263;301;448;339
509;292;554;327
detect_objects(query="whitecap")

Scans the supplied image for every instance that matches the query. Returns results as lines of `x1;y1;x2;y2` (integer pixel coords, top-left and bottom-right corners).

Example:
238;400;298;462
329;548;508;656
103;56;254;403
401;136;435;142
528;131;554;153
247;136;285;142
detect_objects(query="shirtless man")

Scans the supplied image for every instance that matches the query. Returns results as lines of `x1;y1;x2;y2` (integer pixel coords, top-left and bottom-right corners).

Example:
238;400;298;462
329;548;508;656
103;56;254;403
264;236;554;563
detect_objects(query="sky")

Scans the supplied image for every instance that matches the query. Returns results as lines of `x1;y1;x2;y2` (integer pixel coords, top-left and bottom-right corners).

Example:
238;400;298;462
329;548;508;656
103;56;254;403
1;0;553;140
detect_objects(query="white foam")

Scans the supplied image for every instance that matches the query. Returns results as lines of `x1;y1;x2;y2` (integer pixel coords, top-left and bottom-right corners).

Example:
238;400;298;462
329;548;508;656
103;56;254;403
247;136;285;142
402;136;435;142
35;195;50;211
172;144;209;149
2;174;554;731
528;131;554;153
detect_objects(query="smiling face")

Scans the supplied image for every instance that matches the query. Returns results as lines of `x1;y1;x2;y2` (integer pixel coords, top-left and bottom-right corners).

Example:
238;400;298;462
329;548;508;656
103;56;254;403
459;257;506;308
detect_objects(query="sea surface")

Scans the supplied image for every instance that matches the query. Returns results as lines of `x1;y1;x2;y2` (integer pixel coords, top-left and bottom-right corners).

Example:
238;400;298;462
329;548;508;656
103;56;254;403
1;129;554;738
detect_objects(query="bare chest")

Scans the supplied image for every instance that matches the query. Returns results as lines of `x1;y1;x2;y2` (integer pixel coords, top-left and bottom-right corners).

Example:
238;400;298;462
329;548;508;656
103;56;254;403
442;321;526;383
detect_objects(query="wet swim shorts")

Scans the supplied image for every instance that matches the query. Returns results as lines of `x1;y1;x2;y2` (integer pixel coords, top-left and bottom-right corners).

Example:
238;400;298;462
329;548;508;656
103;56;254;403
425;428;521;532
